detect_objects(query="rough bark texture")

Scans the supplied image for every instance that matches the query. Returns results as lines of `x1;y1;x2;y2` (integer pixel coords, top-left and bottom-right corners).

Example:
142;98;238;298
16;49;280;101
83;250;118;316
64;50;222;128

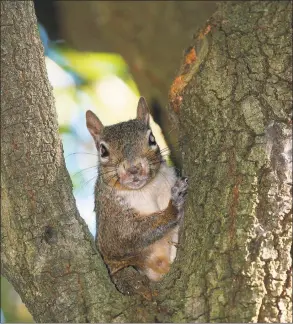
168;1;292;322
1;1;292;323
1;2;124;322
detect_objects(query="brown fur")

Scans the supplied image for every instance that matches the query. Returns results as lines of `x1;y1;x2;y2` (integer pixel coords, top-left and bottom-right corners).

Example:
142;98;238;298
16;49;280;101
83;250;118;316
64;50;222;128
86;97;187;299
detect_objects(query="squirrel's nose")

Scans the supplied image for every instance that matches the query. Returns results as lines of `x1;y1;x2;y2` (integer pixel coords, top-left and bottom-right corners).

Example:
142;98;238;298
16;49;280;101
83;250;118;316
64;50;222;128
128;165;139;175
126;160;143;175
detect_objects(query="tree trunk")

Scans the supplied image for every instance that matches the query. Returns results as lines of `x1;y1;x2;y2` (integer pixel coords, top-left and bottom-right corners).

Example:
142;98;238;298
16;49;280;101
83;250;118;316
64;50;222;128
169;1;292;322
1;1;292;323
1;1;122;322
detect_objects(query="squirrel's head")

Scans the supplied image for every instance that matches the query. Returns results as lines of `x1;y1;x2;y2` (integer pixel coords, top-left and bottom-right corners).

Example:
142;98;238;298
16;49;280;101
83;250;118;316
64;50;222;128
86;97;162;190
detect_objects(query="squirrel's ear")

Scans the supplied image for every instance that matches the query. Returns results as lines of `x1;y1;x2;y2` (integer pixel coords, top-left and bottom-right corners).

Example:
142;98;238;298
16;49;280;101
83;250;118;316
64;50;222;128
86;110;104;142
136;96;150;126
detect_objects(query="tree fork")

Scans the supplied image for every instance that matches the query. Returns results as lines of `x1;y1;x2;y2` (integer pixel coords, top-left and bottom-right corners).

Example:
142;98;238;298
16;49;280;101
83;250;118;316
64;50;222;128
1;1;292;323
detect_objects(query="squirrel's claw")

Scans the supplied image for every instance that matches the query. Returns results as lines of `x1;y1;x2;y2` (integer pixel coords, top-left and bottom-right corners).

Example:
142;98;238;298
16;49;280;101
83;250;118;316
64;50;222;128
171;177;188;213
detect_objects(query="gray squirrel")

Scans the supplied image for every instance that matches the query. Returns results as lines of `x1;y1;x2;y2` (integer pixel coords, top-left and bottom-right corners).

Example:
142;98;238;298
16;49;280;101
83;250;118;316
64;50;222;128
86;97;188;299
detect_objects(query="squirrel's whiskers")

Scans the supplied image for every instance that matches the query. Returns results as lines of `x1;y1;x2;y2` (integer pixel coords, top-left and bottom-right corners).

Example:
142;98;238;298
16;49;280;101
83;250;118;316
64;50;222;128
85;97;188;300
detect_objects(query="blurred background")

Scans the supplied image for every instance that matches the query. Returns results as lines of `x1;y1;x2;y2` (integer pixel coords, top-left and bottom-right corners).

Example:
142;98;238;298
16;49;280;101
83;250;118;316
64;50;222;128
1;1;217;322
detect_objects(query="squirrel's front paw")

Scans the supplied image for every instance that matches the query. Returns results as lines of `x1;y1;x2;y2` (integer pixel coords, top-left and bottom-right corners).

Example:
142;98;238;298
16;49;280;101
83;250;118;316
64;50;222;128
171;177;188;214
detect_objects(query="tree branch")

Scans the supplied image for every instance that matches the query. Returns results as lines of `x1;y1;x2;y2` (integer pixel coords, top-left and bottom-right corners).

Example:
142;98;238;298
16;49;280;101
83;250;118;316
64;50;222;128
1;2;124;322
167;1;292;321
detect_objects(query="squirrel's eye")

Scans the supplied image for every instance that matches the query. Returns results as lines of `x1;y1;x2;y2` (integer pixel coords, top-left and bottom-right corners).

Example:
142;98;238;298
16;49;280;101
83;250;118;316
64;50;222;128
100;144;109;158
148;132;156;146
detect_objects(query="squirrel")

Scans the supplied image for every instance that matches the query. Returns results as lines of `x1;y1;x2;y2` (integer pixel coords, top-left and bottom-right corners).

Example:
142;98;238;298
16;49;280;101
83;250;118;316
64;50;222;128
86;97;188;300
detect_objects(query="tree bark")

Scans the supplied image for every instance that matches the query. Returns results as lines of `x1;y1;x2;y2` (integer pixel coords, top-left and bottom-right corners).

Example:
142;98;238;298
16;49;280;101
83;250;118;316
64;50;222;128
1;1;292;323
168;1;292;322
1;1;123;322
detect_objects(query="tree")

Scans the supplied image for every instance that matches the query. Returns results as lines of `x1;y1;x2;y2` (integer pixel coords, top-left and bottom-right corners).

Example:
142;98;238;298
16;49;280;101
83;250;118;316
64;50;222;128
1;1;292;322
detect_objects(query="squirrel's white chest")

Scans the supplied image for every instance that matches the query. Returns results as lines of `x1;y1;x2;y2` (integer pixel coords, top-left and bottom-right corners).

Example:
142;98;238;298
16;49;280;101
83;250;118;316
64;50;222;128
117;164;176;214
